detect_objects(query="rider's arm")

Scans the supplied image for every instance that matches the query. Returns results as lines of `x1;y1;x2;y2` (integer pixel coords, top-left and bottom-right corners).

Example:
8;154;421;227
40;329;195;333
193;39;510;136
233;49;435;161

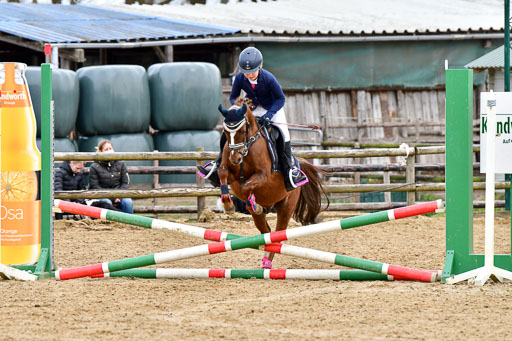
229;73;244;105
265;72;285;117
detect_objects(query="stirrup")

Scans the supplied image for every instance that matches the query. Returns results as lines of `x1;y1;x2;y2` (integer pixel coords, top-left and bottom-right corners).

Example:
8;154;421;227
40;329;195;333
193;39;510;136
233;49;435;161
289;167;308;188
197;161;218;179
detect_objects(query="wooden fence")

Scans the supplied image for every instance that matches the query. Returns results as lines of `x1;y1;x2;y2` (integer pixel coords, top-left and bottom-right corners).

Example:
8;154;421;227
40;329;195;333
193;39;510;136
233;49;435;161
53;145;508;217
221;83;486;166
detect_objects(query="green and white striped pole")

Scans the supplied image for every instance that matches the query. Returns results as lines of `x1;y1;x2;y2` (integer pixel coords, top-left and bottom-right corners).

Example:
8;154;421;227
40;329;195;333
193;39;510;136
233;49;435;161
55;199;442;244
55;199;241;243
94;268;397;281
56;200;441;281
55;200;443;282
260;243;441;280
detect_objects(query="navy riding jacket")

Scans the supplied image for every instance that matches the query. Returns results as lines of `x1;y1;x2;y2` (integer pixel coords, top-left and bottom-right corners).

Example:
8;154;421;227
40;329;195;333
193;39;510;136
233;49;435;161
229;69;285;117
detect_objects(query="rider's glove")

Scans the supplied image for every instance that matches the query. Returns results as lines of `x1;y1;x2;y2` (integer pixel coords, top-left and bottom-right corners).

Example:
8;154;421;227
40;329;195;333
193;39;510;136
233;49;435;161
258;111;274;125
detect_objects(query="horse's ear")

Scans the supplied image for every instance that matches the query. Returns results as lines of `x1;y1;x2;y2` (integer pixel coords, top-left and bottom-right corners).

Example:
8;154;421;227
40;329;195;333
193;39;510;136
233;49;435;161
218;104;228;117
240;103;247;116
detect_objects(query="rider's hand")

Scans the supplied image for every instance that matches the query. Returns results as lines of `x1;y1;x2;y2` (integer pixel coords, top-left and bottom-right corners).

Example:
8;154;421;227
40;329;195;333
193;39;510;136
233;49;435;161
258;112;273;125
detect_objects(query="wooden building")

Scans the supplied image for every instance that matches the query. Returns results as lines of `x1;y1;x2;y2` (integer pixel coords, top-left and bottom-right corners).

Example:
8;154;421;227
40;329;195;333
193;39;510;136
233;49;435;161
0;0;505;166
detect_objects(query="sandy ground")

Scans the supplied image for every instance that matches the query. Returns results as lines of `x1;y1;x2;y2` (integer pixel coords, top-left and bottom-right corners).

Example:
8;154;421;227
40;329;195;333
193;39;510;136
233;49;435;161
2;210;512;341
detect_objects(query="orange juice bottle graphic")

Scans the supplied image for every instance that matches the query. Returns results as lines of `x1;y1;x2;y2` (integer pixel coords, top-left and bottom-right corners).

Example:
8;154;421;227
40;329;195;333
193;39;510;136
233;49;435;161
0;62;41;265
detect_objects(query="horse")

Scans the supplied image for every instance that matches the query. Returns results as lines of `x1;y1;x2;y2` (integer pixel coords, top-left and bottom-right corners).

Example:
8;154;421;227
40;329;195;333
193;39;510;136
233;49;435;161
216;98;329;269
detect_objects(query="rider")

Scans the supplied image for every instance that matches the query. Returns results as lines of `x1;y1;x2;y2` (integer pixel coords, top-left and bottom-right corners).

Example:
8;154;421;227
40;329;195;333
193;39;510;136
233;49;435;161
197;46;308;191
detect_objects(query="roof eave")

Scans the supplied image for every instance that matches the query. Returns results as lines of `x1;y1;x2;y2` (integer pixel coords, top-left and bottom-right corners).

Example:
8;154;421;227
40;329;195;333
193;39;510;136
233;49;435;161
45;32;506;49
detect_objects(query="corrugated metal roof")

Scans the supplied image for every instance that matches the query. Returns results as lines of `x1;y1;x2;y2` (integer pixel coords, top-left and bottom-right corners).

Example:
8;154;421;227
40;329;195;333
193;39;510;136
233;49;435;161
0;3;238;43
465;45;510;69
97;0;505;36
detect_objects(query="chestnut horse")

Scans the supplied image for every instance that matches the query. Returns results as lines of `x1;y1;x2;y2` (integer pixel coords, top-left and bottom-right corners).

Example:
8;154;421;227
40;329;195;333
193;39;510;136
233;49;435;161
217;98;329;269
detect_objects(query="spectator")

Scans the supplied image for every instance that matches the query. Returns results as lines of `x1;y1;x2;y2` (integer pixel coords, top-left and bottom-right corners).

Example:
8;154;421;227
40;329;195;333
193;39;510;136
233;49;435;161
89;139;133;214
54;160;86;220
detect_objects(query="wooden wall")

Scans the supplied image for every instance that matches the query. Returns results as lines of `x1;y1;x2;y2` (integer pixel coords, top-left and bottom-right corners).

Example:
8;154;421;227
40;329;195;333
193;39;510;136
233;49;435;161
222;79;481;166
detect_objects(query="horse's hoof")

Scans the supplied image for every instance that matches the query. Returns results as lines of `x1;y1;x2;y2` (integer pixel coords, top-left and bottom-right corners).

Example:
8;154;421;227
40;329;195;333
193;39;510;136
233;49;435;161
261;257;272;269
224;206;235;214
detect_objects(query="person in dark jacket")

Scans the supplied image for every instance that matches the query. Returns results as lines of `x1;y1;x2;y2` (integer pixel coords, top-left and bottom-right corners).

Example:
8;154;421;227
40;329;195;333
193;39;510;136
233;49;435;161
89;139;133;214
54;160;86;220
55;160;86;193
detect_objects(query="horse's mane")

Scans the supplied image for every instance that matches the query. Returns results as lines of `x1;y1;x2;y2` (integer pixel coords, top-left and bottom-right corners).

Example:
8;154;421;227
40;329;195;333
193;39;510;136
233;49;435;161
234;97;256;111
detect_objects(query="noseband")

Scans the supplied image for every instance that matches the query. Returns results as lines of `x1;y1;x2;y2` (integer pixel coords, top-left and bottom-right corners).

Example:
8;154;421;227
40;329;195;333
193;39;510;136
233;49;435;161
224;117;261;158
223;116;265;182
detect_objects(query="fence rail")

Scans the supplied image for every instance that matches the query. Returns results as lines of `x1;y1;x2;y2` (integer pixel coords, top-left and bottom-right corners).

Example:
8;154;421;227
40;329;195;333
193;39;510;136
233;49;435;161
54;145;480;161
54;145;495;214
54;182;510;200
78;163;480;175
131;200;505;214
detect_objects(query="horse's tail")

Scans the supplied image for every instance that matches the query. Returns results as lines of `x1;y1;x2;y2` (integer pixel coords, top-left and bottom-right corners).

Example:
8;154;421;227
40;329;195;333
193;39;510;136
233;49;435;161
293;160;329;225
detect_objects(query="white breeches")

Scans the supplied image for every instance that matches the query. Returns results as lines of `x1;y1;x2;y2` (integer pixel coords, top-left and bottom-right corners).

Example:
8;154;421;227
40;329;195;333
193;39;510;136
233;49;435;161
253;106;290;142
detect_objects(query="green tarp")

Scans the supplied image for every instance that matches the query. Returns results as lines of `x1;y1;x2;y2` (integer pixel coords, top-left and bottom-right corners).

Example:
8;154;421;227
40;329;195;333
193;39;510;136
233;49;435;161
259;40;493;90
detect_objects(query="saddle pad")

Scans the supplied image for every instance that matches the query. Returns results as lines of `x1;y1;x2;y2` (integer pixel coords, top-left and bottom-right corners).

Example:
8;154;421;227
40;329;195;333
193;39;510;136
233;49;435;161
262;125;279;173
261;124;301;173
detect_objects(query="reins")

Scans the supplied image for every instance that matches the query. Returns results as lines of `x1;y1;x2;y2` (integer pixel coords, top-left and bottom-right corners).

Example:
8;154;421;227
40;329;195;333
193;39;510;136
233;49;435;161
224;117;267;182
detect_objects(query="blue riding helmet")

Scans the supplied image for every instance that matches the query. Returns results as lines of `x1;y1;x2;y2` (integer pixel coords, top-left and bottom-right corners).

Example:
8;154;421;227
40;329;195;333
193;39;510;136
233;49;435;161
238;47;263;74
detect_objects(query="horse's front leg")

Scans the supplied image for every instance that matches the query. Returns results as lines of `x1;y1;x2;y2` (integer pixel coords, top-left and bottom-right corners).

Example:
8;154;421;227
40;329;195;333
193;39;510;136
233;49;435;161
251;212;274;269
240;171;268;215
217;164;235;214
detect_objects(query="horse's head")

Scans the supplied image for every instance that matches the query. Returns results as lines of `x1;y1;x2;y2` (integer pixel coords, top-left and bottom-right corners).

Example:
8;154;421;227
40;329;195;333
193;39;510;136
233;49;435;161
218;100;258;165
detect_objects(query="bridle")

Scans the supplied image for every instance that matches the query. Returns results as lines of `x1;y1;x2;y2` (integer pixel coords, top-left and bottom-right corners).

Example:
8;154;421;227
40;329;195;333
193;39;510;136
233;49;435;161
223;115;266;182
224;117;262;156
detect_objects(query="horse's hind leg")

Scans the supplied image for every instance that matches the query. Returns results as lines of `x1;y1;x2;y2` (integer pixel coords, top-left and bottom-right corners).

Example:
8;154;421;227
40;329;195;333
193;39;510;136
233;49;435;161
251;213;273;268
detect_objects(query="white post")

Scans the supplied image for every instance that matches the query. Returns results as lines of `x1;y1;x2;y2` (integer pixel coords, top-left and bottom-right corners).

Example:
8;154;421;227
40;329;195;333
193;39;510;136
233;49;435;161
473;93;498;285
51;47;59;69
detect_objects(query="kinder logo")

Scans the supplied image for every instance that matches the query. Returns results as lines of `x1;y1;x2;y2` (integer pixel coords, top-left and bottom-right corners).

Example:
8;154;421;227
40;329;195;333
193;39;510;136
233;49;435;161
0;91;27;101
1;205;24;220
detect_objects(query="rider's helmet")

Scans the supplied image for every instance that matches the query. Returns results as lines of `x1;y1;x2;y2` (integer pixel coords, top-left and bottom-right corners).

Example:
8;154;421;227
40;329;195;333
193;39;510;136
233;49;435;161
238;47;263;74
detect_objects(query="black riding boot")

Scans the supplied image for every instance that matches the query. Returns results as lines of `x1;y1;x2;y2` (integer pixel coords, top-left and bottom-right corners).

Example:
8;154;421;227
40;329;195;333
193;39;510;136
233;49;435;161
196;134;226;188
280;141;308;191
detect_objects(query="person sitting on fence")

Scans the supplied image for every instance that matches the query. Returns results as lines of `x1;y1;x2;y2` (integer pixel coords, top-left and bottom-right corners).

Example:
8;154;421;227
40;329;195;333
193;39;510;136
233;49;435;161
89;139;134;214
54;160;86;220
197;46;307;191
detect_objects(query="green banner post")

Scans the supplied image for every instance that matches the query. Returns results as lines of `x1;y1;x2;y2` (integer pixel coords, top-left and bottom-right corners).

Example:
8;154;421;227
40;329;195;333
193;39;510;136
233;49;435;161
442;69;512;282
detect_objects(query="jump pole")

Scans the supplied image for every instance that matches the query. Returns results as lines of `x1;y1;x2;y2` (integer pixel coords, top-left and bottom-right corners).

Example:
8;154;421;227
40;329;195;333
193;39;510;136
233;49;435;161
89;238;440;282
55;200;441;281
54;200;443;282
55;199;442;243
93;268;400;281
54;199;242;243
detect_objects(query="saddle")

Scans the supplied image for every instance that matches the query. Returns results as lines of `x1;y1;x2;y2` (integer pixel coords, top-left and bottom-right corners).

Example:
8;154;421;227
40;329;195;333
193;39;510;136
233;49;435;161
260;123;299;174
